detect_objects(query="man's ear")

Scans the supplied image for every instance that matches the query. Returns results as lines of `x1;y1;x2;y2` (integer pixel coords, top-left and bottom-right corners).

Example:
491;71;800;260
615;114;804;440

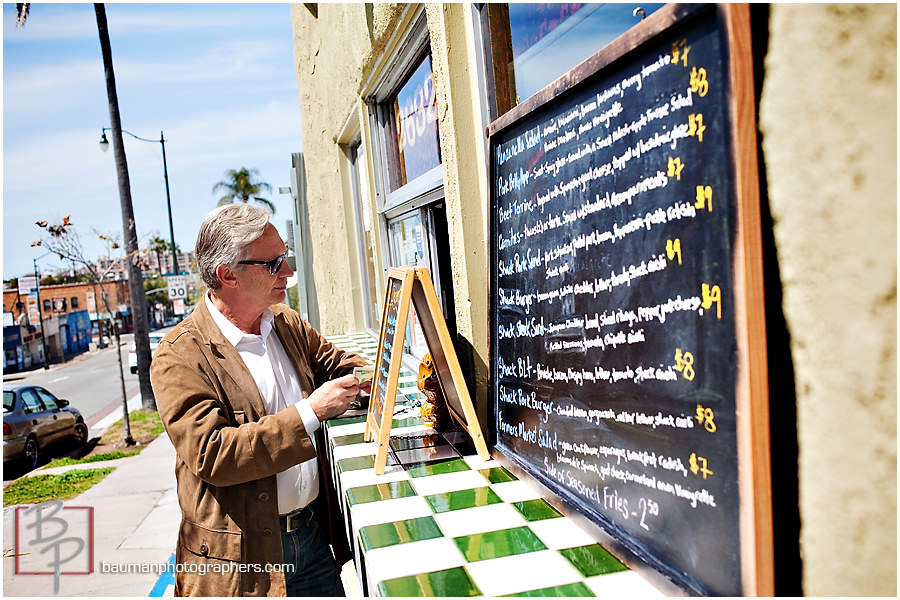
215;263;238;289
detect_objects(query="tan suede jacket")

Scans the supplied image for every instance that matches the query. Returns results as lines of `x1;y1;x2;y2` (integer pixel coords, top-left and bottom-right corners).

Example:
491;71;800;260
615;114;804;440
150;301;365;596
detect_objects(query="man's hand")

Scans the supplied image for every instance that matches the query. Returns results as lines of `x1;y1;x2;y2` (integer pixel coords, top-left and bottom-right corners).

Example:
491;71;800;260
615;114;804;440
308;374;360;421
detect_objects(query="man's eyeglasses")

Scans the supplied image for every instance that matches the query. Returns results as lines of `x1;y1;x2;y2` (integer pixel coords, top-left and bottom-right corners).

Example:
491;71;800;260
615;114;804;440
238;250;294;275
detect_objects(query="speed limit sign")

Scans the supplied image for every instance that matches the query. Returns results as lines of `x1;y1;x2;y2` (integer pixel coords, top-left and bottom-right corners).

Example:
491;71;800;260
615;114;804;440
167;275;187;300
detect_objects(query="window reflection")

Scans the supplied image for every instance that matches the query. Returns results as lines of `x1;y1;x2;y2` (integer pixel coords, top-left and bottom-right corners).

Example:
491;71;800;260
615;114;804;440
392;54;442;187
491;3;663;111
388;212;429;359
389;212;427;268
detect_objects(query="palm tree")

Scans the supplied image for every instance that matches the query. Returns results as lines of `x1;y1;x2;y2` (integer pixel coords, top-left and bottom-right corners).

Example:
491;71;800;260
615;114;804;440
212;167;275;213
148;234;170;275
15;4;29;27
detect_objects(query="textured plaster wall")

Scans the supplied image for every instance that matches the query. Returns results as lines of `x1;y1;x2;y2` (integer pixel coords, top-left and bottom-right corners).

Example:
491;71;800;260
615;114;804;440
758;4;896;595
289;4;406;335
425;3;491;426
290;4;492;407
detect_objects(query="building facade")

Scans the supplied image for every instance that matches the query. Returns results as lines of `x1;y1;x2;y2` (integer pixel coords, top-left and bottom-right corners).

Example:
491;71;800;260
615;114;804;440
288;4;896;595
96;249;195;279
3;279;133;369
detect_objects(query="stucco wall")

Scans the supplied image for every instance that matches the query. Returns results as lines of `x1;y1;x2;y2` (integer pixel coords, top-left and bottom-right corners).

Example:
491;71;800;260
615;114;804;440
289;3;408;336
290;4;493;418
425;3;491;426
758;4;896;596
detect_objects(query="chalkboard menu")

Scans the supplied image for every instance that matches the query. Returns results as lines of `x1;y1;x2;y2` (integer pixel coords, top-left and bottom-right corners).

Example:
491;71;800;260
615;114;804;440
367;267;490;474
371;272;407;432
489;5;772;596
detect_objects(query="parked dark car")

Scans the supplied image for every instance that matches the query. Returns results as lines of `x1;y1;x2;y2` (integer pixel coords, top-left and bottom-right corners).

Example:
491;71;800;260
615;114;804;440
3;384;88;471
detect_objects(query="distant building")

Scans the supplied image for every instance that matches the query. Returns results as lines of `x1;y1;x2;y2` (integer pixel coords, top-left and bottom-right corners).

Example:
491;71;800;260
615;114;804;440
95;249;195;280
3;279;132;370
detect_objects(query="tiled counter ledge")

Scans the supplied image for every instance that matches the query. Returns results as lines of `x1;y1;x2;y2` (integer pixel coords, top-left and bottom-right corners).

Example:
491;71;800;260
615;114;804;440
326;332;666;597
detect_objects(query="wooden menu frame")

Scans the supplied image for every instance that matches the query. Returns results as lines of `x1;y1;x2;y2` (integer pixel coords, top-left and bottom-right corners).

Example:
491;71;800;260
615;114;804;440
365;267;414;473
486;4;772;596
366;267;490;474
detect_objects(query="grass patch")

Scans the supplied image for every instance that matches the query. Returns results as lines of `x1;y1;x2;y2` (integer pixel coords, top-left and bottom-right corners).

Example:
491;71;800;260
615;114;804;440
75;409;165;462
45;449;141;469
42;409;166;467
3;468;115;507
101;409;165;445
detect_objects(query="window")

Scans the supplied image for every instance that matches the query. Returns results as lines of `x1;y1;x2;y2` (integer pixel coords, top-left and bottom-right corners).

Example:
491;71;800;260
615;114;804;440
20;389;43;414
392;53;441;189
367;10;443;211
71;297;79;308
367;8;456;352
42;299;51;312
36;389;59;411
389;211;428;268
481;3;663;117
388;210;429;358
349;140;380;330
384;203;456;360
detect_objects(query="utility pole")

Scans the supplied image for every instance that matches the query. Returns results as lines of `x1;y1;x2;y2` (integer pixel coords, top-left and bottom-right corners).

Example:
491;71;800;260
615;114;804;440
95;3;155;414
32;258;50;370
159;132;179;276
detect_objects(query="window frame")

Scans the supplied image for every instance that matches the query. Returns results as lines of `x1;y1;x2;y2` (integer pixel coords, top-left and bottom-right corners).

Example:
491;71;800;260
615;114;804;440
364;7;453;320
365;8;441;218
347;137;380;331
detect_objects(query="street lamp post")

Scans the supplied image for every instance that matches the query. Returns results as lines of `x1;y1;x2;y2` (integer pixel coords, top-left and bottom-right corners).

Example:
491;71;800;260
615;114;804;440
99;129;179;276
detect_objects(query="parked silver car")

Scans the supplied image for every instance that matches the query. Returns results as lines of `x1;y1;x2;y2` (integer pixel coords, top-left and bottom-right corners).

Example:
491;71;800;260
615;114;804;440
3;384;88;471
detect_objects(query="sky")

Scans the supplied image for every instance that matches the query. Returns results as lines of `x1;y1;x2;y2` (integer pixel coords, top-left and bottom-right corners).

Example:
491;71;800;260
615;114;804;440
3;3;304;280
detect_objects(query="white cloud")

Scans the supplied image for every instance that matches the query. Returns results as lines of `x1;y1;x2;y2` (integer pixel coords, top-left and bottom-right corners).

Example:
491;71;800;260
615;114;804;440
3;3;303;279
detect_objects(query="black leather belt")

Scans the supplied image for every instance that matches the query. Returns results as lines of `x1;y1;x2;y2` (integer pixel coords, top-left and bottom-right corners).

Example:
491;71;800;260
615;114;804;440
279;505;313;532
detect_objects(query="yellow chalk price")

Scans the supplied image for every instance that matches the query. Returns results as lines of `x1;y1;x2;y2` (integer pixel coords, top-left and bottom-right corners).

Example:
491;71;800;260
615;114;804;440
695;404;716;433
667;156;685;181
690;66;709;97
688;113;706;143
689;453;714;479
673;348;695;381
665;238;682;265
695;185;712;211
701;283;721;319
671;39;691;67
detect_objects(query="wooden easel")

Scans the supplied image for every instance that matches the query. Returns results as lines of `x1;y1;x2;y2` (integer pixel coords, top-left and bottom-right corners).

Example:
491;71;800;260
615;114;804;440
365;267;490;474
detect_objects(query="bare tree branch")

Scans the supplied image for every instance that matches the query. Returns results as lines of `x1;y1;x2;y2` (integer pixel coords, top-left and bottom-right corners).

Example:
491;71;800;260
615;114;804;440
34;217;136;446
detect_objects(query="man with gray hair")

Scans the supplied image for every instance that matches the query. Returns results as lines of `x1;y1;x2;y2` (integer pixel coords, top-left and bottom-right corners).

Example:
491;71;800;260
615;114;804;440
151;203;369;596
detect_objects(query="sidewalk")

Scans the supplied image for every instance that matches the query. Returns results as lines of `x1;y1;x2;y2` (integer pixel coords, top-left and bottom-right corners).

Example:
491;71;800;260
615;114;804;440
3;398;179;597
2;396;362;597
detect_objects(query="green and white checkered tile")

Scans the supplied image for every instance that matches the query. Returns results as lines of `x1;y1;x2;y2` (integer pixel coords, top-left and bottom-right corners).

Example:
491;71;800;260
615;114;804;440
328;433;663;596
361;460;661;595
325;333;663;596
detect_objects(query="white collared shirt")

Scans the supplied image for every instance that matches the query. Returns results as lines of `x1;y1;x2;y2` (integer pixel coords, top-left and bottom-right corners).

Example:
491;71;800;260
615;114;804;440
205;292;319;514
